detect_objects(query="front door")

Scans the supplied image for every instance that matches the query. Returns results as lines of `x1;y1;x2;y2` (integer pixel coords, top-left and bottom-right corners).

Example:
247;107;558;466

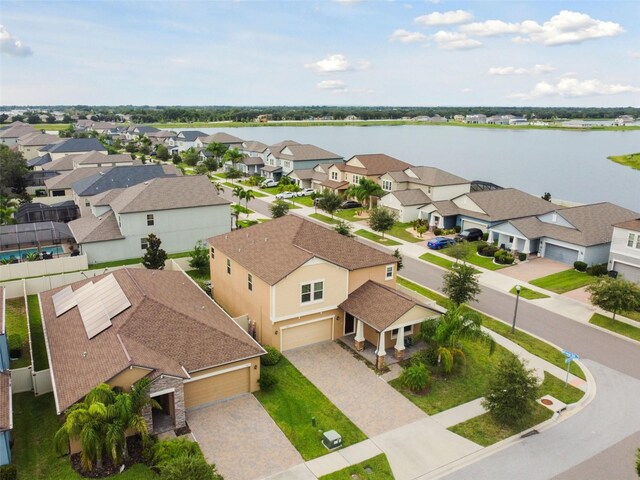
344;313;355;335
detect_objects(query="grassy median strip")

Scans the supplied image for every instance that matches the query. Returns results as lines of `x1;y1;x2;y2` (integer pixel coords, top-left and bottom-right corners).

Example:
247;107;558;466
589;313;640;342
530;269;596;294
28;295;49;371
309;213;341;225
254;357;366;460
442;243;507;271
6;298;31;369
509;286;550;300
319;453;394;480
354;230;401;246
396;277;585;380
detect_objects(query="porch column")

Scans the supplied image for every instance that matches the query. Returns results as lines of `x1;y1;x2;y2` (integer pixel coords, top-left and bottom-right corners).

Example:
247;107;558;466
354;319;365;352
523;239;530;255
394;327;405;360
376;332;386;369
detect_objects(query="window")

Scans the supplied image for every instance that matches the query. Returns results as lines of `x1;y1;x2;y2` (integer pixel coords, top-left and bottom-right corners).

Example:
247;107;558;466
352;175;360;184
210;248;215;259
226;258;231;274
427;186;432;194
382;180;392;191
331;171;338;180
301;281;323;304
147;214;154;226
140;238;148;250
248;273;253;291
628;233;636;248
386;265;394;280
391;325;413;339
84;199;90;207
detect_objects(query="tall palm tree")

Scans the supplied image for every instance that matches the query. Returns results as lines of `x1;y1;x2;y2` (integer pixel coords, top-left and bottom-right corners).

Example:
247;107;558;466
345;178;384;209
243;189;256;217
223;148;246;169
420;305;495;373
232;185;244;202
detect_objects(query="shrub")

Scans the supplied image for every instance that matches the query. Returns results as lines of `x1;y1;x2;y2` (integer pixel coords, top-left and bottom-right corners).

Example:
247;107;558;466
454;225;461;233
480;245;499;257
260;345;282;366
8;334;22;359
153;437;204;467
433;228;443;236
518;252;527;262
0;465;17;480
416;225;427;237
482;232;489;241
494;250;515;265
412;348;439;367
258;370;278;391
400;362;432;393
475;241;489;254
574;261;587;272
413;218;427;229
587;263;608;276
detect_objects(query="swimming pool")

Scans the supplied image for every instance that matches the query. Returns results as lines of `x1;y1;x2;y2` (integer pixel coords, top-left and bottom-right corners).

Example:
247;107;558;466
0;245;64;262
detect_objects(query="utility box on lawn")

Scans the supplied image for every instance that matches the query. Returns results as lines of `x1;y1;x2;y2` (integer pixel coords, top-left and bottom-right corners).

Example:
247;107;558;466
322;430;342;450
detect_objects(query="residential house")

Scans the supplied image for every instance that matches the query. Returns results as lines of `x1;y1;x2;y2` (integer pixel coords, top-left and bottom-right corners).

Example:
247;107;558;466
613;115;635;126
486;115;517;125
74;119;94;131
17;132;63;160
195;132;244;149
69;175;229;264
123;125;160;141
465;114;487;124
14;201;79;224
167;131;206;152
39;138;107;160
89;122;118;134
238;141;269;161
26;153;53;170
146;130;176;146
288;165;333;191
608;219;640;283
0;288;12;466
261;141;343;181
489;203;639;264
208;216;441;365
0;122;36;146
40;268;265;439
42;151;141;173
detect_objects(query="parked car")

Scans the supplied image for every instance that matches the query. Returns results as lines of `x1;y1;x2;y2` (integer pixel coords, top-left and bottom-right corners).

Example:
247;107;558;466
275;191;296;199
455;228;484;242
340;200;362;209
297;188;315;197
427;237;456;250
261;179;278;188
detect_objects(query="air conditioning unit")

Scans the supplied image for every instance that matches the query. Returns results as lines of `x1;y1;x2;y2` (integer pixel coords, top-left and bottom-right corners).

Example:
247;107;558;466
322;430;342;450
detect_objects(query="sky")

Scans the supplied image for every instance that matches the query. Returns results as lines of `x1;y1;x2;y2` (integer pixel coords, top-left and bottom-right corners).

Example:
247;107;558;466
1;0;639;107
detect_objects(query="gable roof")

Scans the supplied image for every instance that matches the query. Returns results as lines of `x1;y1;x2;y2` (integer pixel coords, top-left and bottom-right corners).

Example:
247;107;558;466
209;216;396;285
199;132;244;145
68;210;125;244
41;138;106;154
348;154;413;176
73;152;137;167
40;268;265;413
177;131;206;142
614;218;640;233
393;166;469;186
463;188;558;222
44;167;108;190
17;132;63;147
272;144;343;162
0;124;36;139
241;140;268;153
387;189;431;206
339;281;441;332
26;153;52;168
71;164;178;196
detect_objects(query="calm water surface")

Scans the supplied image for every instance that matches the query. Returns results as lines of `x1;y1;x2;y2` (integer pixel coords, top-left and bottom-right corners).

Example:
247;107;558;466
183;125;640;211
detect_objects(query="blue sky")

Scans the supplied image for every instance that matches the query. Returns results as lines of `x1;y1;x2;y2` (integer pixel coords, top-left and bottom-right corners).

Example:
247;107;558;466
1;0;638;106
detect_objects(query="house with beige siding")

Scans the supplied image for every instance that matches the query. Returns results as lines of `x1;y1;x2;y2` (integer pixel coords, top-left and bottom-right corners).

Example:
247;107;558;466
608;219;640;283
17;132;63;160
208;216;440;366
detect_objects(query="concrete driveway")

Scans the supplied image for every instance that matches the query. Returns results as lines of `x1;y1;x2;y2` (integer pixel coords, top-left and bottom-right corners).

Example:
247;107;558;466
187;394;302;480
501;256;570;283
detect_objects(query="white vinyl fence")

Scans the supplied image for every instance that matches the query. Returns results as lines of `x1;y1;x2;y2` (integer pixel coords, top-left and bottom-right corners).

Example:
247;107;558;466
0;254;88;283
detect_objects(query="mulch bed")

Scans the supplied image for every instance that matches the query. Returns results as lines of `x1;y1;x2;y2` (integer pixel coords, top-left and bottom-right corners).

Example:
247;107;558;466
70;436;151;478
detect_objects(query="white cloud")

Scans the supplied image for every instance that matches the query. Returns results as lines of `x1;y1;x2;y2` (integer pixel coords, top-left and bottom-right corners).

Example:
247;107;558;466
513;78;640;99
461;88;472;93
488;64;555;75
305;54;370;74
333;0;362;3
0;25;33;57
460;11;623;46
415;10;473;26
317;80;347;91
432;31;482;50
630;51;640;59
389;29;427;43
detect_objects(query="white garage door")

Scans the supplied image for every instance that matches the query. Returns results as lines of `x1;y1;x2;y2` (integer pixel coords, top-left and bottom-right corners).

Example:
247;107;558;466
281;318;332;351
544;244;579;265
184;366;250;409
461;219;487;232
612;261;640;284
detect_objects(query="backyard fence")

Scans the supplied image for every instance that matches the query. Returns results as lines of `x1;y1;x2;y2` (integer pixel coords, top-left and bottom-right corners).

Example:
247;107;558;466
0;254;88;283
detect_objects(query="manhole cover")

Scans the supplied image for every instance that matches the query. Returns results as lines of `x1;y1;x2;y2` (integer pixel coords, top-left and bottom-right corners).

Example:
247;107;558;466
541;398;553;406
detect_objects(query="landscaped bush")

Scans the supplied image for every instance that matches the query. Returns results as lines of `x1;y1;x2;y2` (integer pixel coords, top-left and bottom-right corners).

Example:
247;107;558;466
518;252;527;262
574;261;587;272
476;242;489;254
0;465;17;480
8;334;22;359
260;345;282;366
412;348;439;367
258;370;278;391
433;228;443;236
479;245;499;257
482;232;489;241
454;225;461;233
152;437;222;480
494;250;515;265
400;362;432;393
413;218;428;230
587;263;608;276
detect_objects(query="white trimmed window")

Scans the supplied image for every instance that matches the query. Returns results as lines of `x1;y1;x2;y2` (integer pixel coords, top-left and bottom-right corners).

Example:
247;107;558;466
352;175;361;184
391;325;413;339
248;273;253;291
382;180;392;191
301;281;323;304
331;171;338;180
140;237;148;250
385;264;394;280
628;233;639;249
226;258;231;274
147;214;154;226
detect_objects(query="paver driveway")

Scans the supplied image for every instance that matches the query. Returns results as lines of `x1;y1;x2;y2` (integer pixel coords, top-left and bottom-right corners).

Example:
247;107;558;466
187;394;303;480
501;256;570;283
286;341;425;437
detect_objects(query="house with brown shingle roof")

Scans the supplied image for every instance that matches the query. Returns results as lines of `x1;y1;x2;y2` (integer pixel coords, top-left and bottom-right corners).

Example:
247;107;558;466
40;269;265;437
17;132;64;160
261;142;343;181
489;202;640;265
208;216;440;365
608;219;640;283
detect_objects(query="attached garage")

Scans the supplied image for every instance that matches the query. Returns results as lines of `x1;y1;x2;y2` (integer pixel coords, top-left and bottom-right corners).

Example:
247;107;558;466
612;261;640;284
544;243;580;265
184;364;251;409
281;317;333;351
461;219;487;232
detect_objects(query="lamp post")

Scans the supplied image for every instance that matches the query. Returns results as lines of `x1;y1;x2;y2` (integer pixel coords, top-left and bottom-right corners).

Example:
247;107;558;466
511;284;521;334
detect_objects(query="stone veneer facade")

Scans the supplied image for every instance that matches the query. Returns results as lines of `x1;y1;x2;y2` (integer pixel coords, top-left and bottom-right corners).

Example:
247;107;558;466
142;376;186;433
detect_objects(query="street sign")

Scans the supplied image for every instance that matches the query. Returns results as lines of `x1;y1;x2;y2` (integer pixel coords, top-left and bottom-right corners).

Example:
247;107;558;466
562;350;579;386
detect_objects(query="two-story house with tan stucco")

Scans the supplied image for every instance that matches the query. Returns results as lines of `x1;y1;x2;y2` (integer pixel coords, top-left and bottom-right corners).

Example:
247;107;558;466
208;216;440;367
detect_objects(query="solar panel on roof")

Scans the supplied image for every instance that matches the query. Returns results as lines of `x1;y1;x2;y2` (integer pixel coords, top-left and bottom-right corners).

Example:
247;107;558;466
75;282;112;339
52;286;77;317
94;274;131;319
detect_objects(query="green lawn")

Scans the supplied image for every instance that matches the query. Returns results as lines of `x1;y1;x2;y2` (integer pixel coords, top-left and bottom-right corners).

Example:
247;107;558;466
334;208;367;223
231;204;254;214
441;243;507;271
254;357;366;460
309;213;341;225
89;251;190;270
530;269;596;294
291;196;314;207
449;403;553;447
185;269;210;291
385;222;422;243
509;286;550;300
6;298;31;369
319;454;394;480
419;252;456;270
396;277;585;380
12;393;157;480
589;313;640;342
354;229;401;246
608;152;640;170
260;186;280;195
390;341;511;414
622;310;640;322
27;295;49;371
539;372;585;405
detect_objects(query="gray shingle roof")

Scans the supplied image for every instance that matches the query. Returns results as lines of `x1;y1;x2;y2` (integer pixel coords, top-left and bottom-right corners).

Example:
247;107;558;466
177;131;206;142
27;153;52;167
273;144;343;162
388;189;431;206
42;138;106;154
72;165;177;196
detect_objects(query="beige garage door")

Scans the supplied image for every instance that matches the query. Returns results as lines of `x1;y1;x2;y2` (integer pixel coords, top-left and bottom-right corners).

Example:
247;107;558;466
282;318;332;351
184;367;250;409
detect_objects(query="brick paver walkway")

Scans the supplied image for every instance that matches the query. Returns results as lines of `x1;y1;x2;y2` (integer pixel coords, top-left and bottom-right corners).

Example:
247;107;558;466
286;341;426;437
188;394;303;480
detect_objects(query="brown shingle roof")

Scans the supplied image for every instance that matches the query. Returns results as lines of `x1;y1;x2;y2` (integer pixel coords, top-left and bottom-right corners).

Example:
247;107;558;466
464;188;556;221
0;125;35;139
241;141;268;153
209;216;396;286
242;156;264;166
388;189;431;206
348;154;413;176
68;210;124;244
17;132;63;147
614;218;640;233
75;152;137;166
0;371;11;432
41;154;79;172
40;268;265;413
339;281;440;332
273;144;342;162
200;132;244;145
387;167;469;186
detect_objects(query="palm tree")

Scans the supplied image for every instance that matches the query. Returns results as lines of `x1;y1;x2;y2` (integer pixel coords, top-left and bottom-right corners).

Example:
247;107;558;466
232;185;244;203
243;189;256;217
345;178;384;210
420;305;495;374
0;196;18;225
212;181;223;195
223;148;246;170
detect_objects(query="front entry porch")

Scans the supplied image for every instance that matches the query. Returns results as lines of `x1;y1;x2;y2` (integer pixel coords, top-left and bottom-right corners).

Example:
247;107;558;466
341;334;426;367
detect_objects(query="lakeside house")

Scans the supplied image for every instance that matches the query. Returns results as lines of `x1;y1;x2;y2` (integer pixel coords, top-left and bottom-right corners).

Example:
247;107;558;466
608;219;640;283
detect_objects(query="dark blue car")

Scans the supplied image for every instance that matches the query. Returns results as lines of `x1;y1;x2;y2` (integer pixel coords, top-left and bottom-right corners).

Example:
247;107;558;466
427;236;456;250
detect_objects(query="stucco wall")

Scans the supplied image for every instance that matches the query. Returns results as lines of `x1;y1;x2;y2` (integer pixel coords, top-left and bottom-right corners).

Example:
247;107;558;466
431;184;470;201
347;264;395;293
108;366;150;391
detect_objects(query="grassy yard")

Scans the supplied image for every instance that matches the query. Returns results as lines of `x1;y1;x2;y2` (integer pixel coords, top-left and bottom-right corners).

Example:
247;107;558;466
254;357;366;460
448;403;553;447
589;313;640;342
334;208;367;223
291;196;314;207
530;269;596;294
419;252;456;270
231;204;254;215
509;286;550;300
441;243;507;271
396;277;585;380
390;340;511;414
27;295;49;371
88;251;191;270
6;298;31;369
260;186;280;195
309;213;341;225
608;152;640;170
539;372;585;405
386;223;422;243
12;393;157;480
622;309;640;322
354;229;401;246
185;269;210;291
319;454;394;480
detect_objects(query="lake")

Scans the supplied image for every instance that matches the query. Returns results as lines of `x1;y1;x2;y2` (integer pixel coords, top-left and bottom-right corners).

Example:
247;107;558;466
181;125;640;211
